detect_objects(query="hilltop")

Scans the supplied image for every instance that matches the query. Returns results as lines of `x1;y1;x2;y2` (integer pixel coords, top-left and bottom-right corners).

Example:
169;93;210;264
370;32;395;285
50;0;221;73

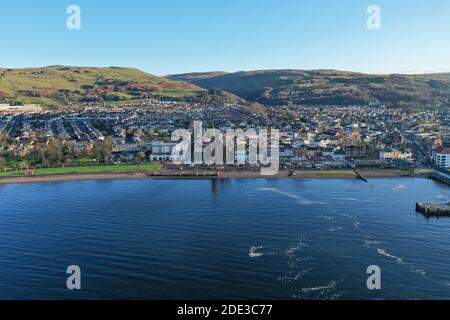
168;69;450;108
0;66;204;106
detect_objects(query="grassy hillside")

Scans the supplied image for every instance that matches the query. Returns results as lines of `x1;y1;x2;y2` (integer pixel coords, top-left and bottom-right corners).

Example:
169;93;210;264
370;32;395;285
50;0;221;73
168;69;450;108
0;66;203;106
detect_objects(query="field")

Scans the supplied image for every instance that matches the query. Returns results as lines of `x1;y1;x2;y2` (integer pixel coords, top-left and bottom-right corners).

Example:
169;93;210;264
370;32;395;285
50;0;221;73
0;163;161;177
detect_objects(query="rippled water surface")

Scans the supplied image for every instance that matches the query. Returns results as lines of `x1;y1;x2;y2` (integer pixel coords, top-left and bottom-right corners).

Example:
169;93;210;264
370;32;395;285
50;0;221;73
1;177;450;299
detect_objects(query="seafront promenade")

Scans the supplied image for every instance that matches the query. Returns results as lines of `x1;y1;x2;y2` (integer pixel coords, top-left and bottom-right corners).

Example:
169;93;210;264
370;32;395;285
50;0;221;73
431;168;450;186
0;168;417;185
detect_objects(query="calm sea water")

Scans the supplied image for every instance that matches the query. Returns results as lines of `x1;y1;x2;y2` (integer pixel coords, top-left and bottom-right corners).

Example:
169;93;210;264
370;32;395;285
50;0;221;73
1;177;450;300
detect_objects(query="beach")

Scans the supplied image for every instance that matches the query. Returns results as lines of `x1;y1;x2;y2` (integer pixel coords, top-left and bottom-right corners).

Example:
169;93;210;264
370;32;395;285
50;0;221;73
0;169;421;185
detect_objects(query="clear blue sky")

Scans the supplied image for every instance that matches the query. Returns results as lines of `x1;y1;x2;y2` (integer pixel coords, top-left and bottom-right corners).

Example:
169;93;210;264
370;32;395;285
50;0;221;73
1;0;449;75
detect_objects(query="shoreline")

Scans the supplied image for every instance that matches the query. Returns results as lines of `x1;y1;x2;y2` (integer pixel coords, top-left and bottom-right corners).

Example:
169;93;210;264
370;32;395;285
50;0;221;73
0;169;425;185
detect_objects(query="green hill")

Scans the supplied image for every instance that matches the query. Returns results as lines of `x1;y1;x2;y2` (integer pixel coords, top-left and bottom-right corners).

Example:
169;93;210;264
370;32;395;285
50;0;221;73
168;69;450;108
0;66;203;106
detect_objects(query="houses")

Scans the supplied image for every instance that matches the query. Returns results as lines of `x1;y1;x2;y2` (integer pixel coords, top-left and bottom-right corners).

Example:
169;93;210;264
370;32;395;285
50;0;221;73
290;145;342;162
0;99;448;171
343;144;378;160
432;146;450;168
112;139;142;154
332;151;346;161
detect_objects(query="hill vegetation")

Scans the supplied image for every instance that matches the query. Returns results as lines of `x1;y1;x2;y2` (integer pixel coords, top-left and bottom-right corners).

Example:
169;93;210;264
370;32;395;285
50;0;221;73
0;66;204;106
168;69;450;108
3;67;449;108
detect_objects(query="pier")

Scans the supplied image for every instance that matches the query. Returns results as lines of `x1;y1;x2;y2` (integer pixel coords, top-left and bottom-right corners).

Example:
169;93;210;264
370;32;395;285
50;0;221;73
416;202;450;217
430;168;450;186
352;169;369;182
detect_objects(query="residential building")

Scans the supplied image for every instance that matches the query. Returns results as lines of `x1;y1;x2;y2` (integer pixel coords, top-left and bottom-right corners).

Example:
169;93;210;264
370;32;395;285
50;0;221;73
432;146;450;168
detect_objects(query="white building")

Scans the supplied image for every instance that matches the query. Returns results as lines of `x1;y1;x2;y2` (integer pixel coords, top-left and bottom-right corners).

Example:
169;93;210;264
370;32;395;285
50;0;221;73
432;146;450;168
148;142;177;161
0;104;42;113
112;142;141;153
379;149;413;160
332;151;346;161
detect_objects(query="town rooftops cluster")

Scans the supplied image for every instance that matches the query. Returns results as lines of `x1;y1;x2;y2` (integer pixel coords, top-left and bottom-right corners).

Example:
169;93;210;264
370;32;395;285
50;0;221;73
1;99;449;170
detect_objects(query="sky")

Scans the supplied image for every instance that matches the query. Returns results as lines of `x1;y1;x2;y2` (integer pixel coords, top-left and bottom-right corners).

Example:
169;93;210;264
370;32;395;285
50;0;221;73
0;0;449;75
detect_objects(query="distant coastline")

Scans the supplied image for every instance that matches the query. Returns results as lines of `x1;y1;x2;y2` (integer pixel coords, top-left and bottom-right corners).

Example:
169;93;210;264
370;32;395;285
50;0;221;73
0;169;424;185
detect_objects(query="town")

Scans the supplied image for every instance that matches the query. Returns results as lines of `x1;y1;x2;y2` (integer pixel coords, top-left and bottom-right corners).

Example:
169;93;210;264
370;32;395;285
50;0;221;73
0;100;449;176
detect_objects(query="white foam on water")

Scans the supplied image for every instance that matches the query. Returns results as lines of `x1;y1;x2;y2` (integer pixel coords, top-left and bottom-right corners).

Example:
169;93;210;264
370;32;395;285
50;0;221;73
329;226;342;232
363;240;380;247
256;188;326;205
340;198;357;201
411;267;426;277
329;292;344;300
279;268;312;284
249;246;264;258
377;249;403;264
392;183;408;191
301;280;337;293
440;280;450;287
285;239;308;269
266;250;283;256
339;212;374;243
339;213;352;218
286;248;298;255
286;239;307;256
436;194;450;202
353;221;363;232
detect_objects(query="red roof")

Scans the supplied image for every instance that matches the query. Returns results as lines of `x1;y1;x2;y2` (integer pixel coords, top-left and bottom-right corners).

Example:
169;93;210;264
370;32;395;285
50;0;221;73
436;146;450;154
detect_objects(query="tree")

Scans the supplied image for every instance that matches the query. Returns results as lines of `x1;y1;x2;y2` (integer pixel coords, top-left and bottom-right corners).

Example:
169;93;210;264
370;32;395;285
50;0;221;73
92;136;113;162
62;142;74;163
147;127;158;138
0;133;13;145
136;151;146;162
30;143;48;165
46;140;64;164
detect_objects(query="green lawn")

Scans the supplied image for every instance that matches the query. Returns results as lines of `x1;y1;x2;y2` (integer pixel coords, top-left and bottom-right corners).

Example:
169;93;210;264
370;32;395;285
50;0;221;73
0;163;161;177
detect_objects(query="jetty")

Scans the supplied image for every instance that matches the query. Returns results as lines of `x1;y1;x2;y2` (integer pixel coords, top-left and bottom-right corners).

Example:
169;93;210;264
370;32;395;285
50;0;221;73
430;168;450;186
353;169;369;182
416;202;450;217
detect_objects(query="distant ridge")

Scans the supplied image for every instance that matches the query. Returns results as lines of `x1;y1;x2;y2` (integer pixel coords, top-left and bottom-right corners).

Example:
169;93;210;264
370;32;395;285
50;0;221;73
2;66;449;108
168;69;450;108
166;71;228;80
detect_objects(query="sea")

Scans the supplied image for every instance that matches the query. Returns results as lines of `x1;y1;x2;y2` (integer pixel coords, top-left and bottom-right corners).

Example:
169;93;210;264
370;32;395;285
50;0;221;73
1;177;450;299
